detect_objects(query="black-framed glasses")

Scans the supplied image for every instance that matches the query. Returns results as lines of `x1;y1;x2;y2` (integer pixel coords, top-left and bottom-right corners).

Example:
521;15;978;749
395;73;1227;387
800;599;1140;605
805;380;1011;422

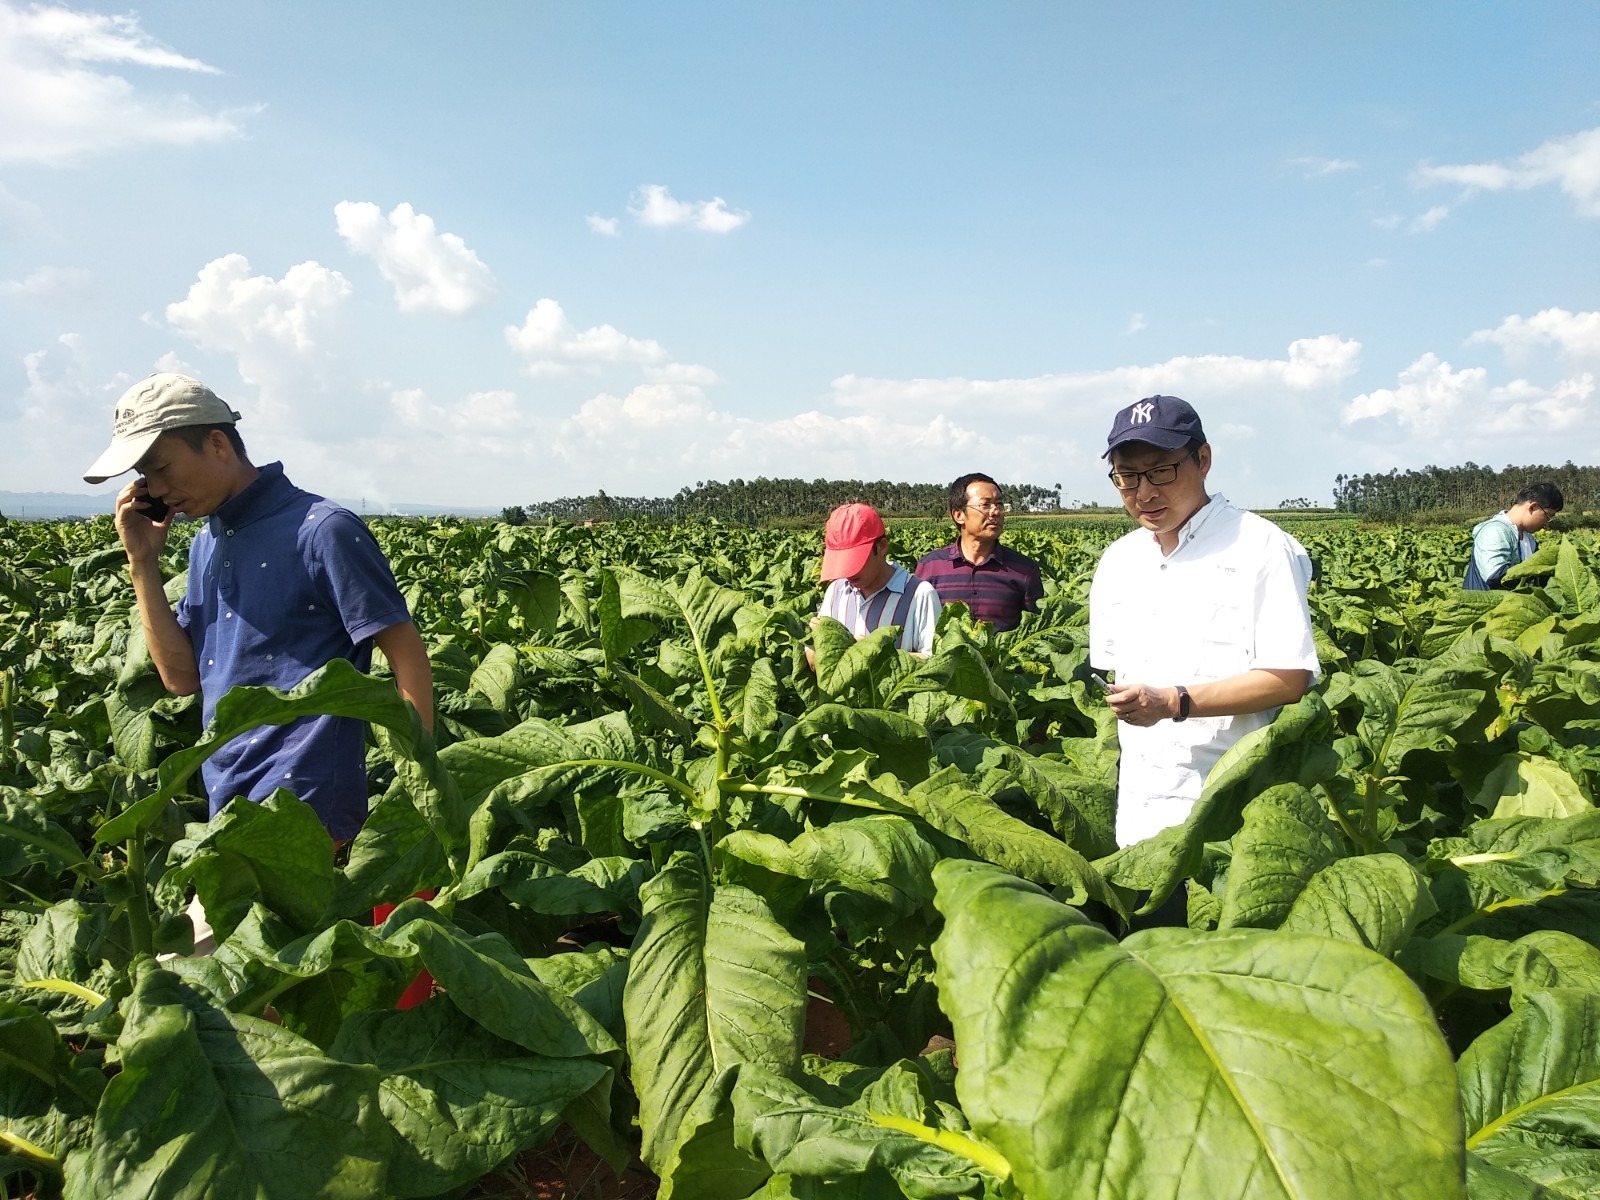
1107;450;1197;492
964;500;1008;514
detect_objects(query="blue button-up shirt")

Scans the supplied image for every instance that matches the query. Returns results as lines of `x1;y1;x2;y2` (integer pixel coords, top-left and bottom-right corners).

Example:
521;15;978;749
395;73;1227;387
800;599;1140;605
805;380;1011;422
176;463;410;838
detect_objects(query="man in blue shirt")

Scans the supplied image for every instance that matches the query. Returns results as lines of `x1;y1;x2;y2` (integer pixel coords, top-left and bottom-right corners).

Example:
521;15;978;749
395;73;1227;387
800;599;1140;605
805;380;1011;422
1463;483;1564;590
85;373;434;840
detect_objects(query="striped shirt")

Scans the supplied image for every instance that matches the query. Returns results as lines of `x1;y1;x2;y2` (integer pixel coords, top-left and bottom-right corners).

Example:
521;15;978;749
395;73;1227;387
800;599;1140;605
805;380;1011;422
914;542;1044;632
818;562;942;654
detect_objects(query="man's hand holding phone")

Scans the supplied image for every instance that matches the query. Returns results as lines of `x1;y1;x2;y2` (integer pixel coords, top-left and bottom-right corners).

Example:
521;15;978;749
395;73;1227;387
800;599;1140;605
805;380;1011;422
114;477;172;564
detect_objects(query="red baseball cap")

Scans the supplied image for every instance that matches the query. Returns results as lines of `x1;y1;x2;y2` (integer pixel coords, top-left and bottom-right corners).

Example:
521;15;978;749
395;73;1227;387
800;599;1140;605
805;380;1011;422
821;503;886;580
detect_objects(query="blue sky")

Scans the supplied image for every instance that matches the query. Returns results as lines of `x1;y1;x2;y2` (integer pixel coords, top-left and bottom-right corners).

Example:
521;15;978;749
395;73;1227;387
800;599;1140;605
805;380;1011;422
3;1;1597;511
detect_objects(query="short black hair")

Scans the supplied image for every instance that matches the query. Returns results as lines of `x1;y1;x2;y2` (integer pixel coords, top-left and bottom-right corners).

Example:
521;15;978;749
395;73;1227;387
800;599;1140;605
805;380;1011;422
168;423;249;462
1514;482;1564;512
948;472;1001;515
1108;437;1205;461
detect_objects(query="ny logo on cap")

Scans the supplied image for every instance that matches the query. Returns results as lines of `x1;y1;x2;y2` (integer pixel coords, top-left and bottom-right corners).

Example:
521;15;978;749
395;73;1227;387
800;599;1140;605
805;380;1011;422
1130;400;1155;424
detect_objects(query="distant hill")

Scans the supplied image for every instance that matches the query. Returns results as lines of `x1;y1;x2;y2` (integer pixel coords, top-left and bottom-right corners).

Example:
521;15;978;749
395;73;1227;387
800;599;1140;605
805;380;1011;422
0;492;501;520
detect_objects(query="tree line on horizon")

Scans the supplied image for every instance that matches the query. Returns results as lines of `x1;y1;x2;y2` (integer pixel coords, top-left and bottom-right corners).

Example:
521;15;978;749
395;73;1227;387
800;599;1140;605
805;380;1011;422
1332;461;1597;515
502;477;1066;525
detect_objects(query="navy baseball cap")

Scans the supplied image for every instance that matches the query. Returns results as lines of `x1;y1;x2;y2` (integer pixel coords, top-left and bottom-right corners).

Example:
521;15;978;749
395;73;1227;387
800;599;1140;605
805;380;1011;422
1103;395;1206;458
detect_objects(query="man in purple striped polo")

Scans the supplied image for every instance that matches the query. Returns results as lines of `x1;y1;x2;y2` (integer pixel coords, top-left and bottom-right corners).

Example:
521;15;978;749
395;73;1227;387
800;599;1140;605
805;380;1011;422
914;473;1044;632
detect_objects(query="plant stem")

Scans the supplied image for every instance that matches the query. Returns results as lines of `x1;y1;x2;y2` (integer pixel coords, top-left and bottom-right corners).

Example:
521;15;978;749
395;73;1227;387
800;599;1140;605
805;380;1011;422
124;832;154;958
0;667;14;769
728;781;901;813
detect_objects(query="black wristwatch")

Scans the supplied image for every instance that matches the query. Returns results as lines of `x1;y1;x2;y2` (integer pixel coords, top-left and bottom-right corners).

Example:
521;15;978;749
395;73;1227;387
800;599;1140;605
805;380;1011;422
1172;685;1192;722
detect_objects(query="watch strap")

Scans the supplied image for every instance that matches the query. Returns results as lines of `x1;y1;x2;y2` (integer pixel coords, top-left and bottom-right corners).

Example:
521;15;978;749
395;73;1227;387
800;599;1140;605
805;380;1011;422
1173;685;1191;722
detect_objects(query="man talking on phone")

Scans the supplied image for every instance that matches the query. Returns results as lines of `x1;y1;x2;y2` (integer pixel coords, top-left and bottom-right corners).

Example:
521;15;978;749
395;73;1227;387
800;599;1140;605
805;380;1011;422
1088;395;1319;849
84;373;433;844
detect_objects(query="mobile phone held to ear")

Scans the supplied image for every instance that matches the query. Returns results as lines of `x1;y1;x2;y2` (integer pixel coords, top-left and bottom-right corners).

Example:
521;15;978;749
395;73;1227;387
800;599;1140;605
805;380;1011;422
136;480;169;522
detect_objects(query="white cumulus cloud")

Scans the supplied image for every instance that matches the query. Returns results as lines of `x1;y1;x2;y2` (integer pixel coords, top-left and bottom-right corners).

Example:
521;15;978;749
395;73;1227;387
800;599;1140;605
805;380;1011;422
586;214;620;236
334;201;496;315
1409;205;1451;234
1415;126;1600;218
167;254;352;356
1342;353;1486;432
0;0;249;166
1;265;92;300
629;184;750;233
506;298;668;373
1468;308;1600;363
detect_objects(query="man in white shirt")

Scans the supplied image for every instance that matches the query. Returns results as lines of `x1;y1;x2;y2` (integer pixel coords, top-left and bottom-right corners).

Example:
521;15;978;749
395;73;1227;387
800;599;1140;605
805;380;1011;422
1088;396;1319;847
814;503;941;657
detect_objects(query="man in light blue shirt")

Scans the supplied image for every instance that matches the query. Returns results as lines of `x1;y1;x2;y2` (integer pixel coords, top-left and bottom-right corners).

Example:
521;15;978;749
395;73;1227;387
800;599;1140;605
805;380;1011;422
1464;482;1564;590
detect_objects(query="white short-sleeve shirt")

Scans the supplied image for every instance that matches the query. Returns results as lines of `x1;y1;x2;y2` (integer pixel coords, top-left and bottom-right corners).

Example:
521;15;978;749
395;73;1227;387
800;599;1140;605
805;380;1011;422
819;562;942;655
1089;495;1319;846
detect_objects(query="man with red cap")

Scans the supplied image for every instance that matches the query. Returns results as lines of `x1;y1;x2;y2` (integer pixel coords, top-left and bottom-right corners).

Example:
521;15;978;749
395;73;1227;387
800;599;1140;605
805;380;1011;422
815;502;942;657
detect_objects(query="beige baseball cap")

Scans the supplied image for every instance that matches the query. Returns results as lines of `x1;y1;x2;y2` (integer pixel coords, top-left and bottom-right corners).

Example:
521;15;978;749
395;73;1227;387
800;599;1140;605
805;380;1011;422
83;373;242;484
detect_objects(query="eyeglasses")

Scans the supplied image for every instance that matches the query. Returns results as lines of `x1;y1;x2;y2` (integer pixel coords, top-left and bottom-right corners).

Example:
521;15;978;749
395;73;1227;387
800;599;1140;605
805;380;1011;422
964;500;1008;513
1107;451;1196;492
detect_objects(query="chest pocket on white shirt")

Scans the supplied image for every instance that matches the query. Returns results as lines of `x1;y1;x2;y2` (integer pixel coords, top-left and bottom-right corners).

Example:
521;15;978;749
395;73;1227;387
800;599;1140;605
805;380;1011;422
1194;571;1252;680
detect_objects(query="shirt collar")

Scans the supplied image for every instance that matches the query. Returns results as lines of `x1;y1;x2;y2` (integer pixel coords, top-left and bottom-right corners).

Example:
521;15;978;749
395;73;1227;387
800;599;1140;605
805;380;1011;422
1147;493;1233;554
844;561;910;599
947;539;1006;565
208;461;293;536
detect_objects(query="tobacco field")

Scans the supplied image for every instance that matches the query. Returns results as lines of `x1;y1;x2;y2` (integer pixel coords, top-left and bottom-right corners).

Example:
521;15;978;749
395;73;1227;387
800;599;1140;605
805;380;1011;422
2;513;1599;1199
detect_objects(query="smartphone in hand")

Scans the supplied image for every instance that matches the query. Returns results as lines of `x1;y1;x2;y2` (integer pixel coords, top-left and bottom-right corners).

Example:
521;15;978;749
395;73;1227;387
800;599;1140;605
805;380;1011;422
136;480;169;522
1089;671;1112;692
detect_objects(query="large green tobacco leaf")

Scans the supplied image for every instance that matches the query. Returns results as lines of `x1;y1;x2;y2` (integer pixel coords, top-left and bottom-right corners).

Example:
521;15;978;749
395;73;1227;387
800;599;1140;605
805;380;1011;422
1333;659;1498;775
1460;988;1600;1193
731;1064;1007;1198
466;643;522;713
331;1001;607;1197
1103;693;1340;907
973;745;1117;861
71;963;388;1200
1554;537;1600;614
1409;931;1600;997
903;767;1114;910
624;855;806;1172
718;816;942;920
0;786;91;875
1443;810;1600;903
1217;784;1341;930
96;658;464;863
1280;853;1435;957
812;621;904;707
932;860;1465;1200
161;789;336;943
383;902;618;1058
1473;754;1592;820
783;704;933;783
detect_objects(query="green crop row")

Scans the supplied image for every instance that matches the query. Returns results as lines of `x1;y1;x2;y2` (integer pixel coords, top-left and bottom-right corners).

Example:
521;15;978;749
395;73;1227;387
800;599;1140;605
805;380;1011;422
0;517;1597;1198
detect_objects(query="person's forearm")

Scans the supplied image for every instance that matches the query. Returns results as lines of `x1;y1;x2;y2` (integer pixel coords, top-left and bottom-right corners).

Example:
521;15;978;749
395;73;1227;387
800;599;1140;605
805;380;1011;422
129;557;201;695
1184;668;1310;719
1106;668;1311;727
375;622;434;734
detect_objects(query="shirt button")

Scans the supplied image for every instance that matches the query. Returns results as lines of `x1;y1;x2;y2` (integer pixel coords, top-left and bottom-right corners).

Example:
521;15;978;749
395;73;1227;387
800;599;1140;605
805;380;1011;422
223;561;230;567
1160;564;1168;570
225;529;234;537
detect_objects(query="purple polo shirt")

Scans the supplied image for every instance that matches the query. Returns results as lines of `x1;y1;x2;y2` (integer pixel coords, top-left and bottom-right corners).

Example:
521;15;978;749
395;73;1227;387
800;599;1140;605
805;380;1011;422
914;541;1044;632
175;462;411;839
